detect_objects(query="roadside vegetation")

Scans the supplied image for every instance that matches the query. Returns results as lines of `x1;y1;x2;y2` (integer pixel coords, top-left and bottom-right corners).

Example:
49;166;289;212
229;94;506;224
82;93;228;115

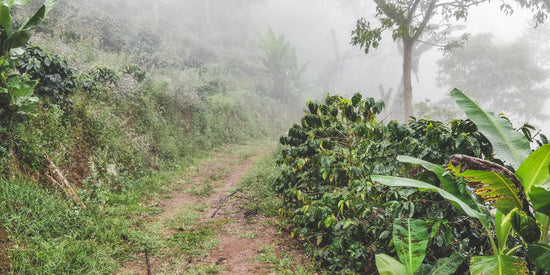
275;91;550;274
2;1;550;274
0;1;296;274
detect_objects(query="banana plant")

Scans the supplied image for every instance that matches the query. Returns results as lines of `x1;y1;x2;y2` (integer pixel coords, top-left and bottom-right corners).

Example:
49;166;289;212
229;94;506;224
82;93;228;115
375;218;465;275
372;89;550;274
0;0;57;121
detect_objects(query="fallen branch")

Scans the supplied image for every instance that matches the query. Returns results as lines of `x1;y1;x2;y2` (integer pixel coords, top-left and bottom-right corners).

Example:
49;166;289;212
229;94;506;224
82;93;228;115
211;190;239;218
43;153;86;209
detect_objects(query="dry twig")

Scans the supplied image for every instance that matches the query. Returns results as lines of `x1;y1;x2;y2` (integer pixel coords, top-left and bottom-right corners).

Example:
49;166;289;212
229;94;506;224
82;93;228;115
43;153;86;209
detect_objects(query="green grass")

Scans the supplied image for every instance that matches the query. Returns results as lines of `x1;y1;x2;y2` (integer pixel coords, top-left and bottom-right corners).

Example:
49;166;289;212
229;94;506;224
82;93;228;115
237;149;283;217
255;245;313;275
169;226;219;256
164;203;206;231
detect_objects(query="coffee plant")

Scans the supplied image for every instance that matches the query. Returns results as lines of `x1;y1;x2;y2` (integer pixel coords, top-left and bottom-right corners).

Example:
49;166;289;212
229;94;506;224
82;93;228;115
275;93;495;273
18;46;76;113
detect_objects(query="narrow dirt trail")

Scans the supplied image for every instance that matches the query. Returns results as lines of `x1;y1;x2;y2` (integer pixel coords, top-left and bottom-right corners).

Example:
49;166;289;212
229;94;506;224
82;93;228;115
119;145;311;274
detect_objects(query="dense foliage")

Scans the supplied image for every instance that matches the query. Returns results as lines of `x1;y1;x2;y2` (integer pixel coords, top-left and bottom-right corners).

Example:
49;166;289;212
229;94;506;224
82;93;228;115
275;93;498;273
0;1;295;273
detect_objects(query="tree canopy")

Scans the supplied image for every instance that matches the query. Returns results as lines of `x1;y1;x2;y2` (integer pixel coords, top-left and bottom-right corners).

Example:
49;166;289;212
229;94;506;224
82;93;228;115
351;0;549;120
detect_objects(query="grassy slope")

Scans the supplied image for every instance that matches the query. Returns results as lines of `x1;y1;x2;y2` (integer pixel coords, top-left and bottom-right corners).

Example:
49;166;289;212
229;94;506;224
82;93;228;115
0;2;299;274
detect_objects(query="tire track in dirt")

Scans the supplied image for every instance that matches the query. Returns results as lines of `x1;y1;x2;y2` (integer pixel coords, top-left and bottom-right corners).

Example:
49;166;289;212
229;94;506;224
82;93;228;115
120;146;311;274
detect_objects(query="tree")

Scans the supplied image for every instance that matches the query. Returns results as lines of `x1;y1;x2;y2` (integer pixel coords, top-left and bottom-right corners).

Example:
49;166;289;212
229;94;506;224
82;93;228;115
351;0;549;120
258;27;307;104
436;33;548;121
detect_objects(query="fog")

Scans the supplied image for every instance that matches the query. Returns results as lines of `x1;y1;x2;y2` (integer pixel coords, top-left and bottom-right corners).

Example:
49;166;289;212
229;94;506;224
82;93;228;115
46;0;550;131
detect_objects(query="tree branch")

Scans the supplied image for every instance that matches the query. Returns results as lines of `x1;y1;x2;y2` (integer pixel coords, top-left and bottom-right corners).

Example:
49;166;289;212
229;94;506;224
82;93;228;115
413;0;437;41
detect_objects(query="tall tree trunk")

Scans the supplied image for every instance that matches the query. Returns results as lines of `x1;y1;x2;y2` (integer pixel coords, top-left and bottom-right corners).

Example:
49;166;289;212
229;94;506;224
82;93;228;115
402;38;414;120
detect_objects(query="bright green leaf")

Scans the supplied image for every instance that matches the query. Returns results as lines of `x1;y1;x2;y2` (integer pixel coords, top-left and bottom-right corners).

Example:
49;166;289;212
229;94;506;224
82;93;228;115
495;209;515;254
451;88;531;170
530;186;550;216
375;254;408;275
0;4;12;36
516;144;550;195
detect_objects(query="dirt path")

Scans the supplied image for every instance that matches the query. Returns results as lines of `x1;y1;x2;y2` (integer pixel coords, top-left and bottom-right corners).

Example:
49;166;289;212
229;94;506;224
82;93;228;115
119;145;311;274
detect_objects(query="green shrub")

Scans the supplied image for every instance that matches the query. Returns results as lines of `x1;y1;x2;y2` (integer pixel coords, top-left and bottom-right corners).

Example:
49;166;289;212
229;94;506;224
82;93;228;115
275;93;493;273
18;46;76;113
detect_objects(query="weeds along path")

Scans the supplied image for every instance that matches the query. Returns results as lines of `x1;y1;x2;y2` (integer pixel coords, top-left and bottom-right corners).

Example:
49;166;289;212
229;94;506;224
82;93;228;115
119;143;312;274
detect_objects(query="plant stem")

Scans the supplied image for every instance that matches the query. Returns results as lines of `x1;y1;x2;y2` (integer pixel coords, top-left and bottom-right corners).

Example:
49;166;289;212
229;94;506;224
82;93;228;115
485;226;499;255
505;245;522;255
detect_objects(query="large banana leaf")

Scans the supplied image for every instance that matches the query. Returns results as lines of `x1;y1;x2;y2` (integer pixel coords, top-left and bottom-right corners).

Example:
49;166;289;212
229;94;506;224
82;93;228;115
371;175;491;227
393;218;428;274
516;144;550;195
375;254;408;275
470;255;528;275
397;156;483;213
449;169;524;215
526;243;550;272
451;88;530;170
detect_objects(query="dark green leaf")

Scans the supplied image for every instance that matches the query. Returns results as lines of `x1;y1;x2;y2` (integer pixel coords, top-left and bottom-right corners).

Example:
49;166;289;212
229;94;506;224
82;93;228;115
430;253;465;275
526;243;550;272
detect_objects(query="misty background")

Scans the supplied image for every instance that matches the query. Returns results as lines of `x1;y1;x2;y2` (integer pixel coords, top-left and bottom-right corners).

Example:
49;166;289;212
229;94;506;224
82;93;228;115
34;0;550;132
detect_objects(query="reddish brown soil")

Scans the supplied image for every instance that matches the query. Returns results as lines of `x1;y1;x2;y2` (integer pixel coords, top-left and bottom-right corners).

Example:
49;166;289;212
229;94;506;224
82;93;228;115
0;225;10;273
119;149;311;274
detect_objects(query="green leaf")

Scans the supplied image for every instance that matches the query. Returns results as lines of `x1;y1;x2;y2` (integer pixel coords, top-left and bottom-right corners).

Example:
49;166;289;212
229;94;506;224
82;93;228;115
0;4;12;36
397;155;485;217
451;88;531;170
8;79;38;97
526;243;550;272
430;253;465;275
375;254;408;275
516;144;550;195
494;209;514;254
530;186;550;216
451;169;523;215
371;175;491;229
18;0;57;31
6;30;32;50
470;255;528;275
1;0;32;6
510;209;540;243
393;218;428;274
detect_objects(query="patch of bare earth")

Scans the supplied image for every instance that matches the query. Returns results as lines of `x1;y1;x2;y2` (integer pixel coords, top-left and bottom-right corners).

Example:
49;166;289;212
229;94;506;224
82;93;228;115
119;148;310;274
0;225;10;273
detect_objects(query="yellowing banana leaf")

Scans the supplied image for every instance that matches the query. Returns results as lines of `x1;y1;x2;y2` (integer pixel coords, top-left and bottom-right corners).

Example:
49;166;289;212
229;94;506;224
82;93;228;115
450;169;523;215
470;255;528;275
